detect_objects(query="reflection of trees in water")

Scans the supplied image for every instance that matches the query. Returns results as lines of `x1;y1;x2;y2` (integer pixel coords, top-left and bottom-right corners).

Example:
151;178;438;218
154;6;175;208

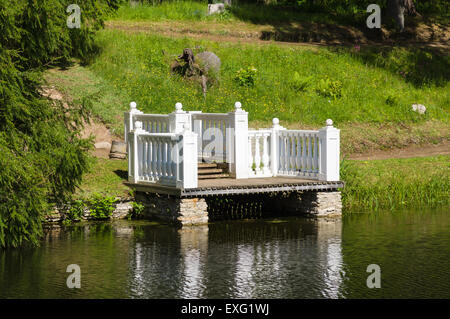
1;222;132;298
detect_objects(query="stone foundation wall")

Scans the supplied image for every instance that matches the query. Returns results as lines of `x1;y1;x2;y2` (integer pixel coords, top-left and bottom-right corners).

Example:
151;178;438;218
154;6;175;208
282;191;342;217
44;199;133;223
44;190;341;225
135;192;208;226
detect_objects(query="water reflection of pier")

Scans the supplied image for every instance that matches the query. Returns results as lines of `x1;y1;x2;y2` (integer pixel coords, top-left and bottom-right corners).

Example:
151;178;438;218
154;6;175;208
129;218;343;298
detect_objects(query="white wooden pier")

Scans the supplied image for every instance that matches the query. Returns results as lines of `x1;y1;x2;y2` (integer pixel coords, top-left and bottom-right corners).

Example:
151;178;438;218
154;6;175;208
125;101;343;224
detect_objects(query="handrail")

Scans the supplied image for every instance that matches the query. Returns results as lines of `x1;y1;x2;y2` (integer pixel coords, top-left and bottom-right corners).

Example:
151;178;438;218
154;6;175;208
125;102;340;187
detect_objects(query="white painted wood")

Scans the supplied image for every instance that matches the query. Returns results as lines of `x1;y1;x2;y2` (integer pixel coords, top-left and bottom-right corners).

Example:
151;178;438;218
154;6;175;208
262;133;270;175
254;134;261;174
229;102;249;179
169;102;191;133
277;129;321;179
179;127;198;189
248;130;273;178
124;101;143;144
126;101;340;187
192;112;230;163
318;119;340;181
248;135;254;177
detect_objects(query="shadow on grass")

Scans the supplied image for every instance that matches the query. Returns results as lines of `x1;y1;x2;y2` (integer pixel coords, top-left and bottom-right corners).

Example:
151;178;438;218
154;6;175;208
228;4;448;46
113;169;128;180
330;45;449;87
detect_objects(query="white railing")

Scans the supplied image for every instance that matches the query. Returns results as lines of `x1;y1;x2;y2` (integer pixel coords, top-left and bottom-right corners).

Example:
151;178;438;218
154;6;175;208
248;130;272;177
277;130;320;179
191;112;231;164
135;114;170;133
125;101;340;189
128;121;197;189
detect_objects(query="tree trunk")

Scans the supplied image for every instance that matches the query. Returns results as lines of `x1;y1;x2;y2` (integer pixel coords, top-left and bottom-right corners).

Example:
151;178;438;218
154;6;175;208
386;0;419;32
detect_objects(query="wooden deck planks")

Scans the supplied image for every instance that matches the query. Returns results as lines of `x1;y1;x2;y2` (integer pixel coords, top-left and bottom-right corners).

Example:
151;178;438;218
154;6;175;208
198;177;314;188
127;177;344;197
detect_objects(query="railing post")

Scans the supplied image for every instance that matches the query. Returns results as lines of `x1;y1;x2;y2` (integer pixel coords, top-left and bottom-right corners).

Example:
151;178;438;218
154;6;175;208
270;118;285;177
169;102;191;133
129;121;144;183
124;101;143;144
189;111;203;159
178;125;198;189
229;102;248;179
318;119;340;181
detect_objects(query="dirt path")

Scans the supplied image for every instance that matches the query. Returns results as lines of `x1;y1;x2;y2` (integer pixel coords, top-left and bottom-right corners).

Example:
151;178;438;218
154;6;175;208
106;20;449;52
348;141;450;160
41;86;115;159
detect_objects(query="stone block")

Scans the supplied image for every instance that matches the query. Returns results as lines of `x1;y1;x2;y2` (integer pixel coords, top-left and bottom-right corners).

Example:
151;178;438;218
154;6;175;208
208;3;225;15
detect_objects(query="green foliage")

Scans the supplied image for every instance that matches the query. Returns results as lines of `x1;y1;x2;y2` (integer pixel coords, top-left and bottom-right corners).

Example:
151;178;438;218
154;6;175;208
349;47;450;87
0;0;120;248
113;1;449;25
66;200;85;222
385;93;399;106
128;201;145;219
88;194;117;219
315;76;343;99
234;66;258;87
290;72;312;92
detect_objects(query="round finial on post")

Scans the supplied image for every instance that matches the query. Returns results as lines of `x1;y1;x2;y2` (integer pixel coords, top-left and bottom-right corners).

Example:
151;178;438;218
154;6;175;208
272;118;280;127
235;101;242;111
130;101;137;110
326;119;333;126
135;121;143;131
175;102;183;112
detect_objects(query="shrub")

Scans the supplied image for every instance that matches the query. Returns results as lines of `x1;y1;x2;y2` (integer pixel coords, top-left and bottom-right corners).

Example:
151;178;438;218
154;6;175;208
385;93;399;106
234;66;258;87
88;194;117;220
65;200;85;222
290;72;312;92
128;201;145;219
315;77;343;99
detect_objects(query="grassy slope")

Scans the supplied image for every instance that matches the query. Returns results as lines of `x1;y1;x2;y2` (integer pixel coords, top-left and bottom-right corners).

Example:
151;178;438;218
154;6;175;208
90;30;448;125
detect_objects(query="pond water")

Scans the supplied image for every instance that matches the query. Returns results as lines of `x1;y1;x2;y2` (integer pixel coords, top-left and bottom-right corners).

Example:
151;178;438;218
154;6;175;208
0;208;449;299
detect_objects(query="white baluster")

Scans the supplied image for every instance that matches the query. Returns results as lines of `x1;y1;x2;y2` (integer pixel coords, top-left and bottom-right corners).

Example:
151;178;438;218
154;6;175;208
171;140;177;181
147;139;153;181
248;135;254;176
166;139;172;179
157;138;162;178
219;120;224;162
314;135;319;173
302;135;307;172
307;134;313;173
279;134;285;174
222;120;227;162
290;134;295;175
143;137;148;180
285;134;290;174
152;138;157;180
162;140;167;177
254;134;261;175
262;133;270;175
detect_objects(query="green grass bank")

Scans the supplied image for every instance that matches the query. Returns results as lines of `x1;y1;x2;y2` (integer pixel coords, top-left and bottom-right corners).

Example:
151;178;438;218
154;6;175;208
341;155;449;211
90;30;448;126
